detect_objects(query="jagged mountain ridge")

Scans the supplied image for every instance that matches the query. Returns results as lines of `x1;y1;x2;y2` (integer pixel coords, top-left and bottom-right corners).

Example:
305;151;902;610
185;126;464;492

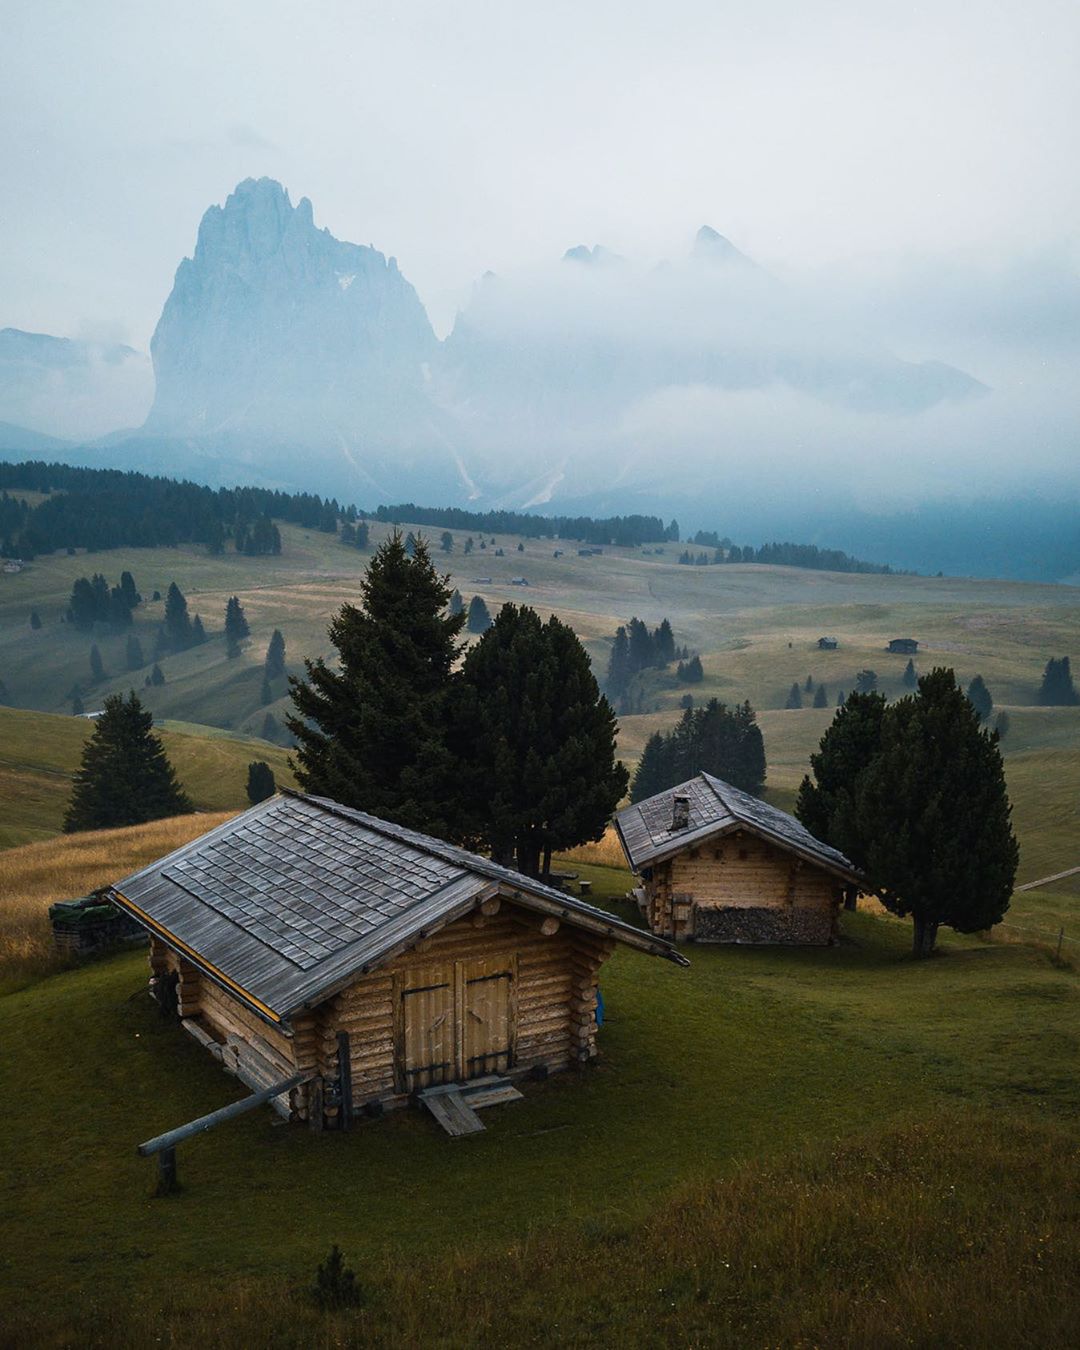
3;180;986;505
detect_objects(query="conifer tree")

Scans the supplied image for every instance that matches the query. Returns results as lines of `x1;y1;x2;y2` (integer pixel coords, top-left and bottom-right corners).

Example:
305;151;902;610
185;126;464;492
440;531;454;553
606;626;631;700
902;658;917;688
126;633;144;670
467;595;493;633
855;669;878;694
966;674;993;722
89;643;105;683
805;674;814;692
29;609;41;630
456;605;627;875
191;614;206;644
655;618;676;665
288;531;466;835
796;691;887;869
856;669;1018;956
246;761;276;804
164;582;192;650
119;571;140;609
260;674;274;706
71;688;84;716
1037;656;1079;706
785;682;802;709
63;692;191;832
150;663;166;686
264;628;286;680
813;683;828;708
448;589;464;617
224;596;250;650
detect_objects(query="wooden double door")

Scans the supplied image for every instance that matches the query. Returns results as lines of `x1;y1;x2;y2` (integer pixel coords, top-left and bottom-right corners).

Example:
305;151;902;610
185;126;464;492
397;954;516;1092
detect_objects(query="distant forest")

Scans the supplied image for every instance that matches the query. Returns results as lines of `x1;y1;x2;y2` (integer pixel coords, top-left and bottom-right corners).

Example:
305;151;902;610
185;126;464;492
1;459;894;574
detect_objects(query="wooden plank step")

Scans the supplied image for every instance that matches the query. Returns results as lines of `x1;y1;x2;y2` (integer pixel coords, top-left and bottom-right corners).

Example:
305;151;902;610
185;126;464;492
422;1089;485;1137
421;1074;505;1099
466;1085;524;1110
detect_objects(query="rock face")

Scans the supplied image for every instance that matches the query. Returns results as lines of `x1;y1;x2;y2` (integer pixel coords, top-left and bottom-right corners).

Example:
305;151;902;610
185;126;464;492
145;178;444;495
0;327;151;443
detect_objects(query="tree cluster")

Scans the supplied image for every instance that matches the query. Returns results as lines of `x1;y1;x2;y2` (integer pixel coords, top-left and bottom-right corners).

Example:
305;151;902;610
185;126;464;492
796;671;1018;956
374;503;668;547
606;617;678;700
67;571;140;631
288;532;626;876
631;700;767;802
1037;656;1079;706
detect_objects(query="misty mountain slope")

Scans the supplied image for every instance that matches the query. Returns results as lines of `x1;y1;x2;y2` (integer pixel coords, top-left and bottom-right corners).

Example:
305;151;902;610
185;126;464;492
0;328;152;443
143;178;457;495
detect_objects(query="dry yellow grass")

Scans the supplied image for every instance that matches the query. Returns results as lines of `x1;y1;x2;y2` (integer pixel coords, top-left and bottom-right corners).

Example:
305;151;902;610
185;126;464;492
0;811;234;991
558;825;627;869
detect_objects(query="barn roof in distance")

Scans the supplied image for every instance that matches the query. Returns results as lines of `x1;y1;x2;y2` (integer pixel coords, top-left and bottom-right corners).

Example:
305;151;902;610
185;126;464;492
614;773;861;882
108;791;685;1026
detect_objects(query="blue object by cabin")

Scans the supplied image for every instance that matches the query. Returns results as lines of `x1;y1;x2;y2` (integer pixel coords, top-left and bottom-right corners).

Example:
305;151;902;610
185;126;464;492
595;987;605;1026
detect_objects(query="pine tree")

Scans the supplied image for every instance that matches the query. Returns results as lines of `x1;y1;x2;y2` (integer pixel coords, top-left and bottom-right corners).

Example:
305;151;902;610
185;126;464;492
191;614;206;645
785;682;802;709
856;669;1019;957
150;663;165;686
796;691;887;869
264;628;286;679
606;626;631;700
125;633;144;670
448;589;464;617
71;688;84;716
440;531;454;553
224;596;250;647
404;532;418;557
456;605;627;875
261;712;280;742
631;731;671;803
805;674;814;692
855;669;878;694
813;683;828;708
164;583;192;650
902;658;917;688
1037;656;1079;706
89;644;105;683
288;531;466;835
467;595;493;634
246;761;276;804
29;609;41;630
655;618;676;665
355;521;370;550
464;536;473;555
119;570;140;609
63;692;192;832
966;674;993;722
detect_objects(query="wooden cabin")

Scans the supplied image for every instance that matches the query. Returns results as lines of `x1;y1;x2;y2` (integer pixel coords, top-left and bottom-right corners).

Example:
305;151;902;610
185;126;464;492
817;636;838;650
615;774;861;946
107;791;684;1129
887;638;918;654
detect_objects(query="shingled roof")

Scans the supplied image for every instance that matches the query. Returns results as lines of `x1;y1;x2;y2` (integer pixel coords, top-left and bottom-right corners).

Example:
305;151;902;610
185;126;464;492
108;790;684;1027
614;773;861;881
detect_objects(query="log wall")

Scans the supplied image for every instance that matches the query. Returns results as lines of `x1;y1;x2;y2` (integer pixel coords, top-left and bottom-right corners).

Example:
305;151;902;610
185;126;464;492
644;833;842;944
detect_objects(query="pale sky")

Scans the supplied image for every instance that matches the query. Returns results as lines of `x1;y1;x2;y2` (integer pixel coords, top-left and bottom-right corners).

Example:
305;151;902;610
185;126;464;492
2;0;1078;347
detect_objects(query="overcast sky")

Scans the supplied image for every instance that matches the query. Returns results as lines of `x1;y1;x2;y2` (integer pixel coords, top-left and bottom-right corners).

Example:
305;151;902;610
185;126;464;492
2;0;1078;347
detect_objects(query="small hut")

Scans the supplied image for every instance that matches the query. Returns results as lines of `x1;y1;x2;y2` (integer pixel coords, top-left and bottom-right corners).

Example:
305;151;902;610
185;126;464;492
107;791;684;1129
817;636;838;650
887;638;918;654
615;774;861;946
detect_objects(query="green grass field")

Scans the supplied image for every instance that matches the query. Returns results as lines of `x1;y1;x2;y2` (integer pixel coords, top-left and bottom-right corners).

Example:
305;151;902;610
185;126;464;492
0;851;1077;1346
0;705;295;848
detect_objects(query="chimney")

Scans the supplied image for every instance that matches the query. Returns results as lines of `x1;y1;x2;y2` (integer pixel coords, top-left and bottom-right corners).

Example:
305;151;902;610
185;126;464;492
670;794;690;832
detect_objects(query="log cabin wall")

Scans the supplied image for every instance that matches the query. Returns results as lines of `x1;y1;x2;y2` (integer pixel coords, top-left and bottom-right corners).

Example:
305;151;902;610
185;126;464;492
313;897;615;1117
647;833;842;944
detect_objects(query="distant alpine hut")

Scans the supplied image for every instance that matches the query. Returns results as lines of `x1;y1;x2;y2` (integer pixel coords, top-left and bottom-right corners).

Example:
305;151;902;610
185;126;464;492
615;774;861;946
817;636;838;650
107;791;684;1128
887;638;918;654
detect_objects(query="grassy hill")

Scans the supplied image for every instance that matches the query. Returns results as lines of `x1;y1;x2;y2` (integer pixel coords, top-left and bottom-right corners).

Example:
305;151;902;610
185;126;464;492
0;705;295;849
0;822;1077;1346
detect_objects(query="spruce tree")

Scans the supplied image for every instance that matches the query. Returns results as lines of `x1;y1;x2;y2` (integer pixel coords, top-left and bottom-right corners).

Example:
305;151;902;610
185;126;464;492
631;731;670;803
150;663;165;686
224;596;250;647
448;589;464;617
264;628;286;679
261;712;280;742
191;614;206;644
902;658;917;688
71;688;84;716
966;674;993;722
856;668;1019;957
805;674;814;692
606;626;631;700
119;570;140;609
440;531;454;554
456;605;627;875
164;582;192;650
89;644;105;683
246;761;277;804
796;691;887;868
1037;656;1079;706
855;669;878;694
813;683;828;708
126;633;144;670
63;692;192;832
467;595;493;634
29;609;41;630
785;682;803;709
655;618;676;665
288;531;465;835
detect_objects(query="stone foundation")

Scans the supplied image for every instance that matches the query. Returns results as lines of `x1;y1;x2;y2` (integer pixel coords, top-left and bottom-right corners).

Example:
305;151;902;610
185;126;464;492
692;904;834;945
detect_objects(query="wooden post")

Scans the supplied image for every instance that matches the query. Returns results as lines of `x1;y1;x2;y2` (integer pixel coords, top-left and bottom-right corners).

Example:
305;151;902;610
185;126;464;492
336;1031;353;1131
157;1147;178;1196
308;1076;324;1133
1056;927;1065;962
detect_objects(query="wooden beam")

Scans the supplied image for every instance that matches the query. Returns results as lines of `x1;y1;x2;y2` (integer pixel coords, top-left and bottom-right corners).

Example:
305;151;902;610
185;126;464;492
336;1031;353;1131
479;895;502;916
511;912;561;936
137;1070;314;1158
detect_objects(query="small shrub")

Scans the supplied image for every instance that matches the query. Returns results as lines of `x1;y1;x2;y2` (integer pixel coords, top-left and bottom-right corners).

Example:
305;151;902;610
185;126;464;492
312;1244;364;1310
